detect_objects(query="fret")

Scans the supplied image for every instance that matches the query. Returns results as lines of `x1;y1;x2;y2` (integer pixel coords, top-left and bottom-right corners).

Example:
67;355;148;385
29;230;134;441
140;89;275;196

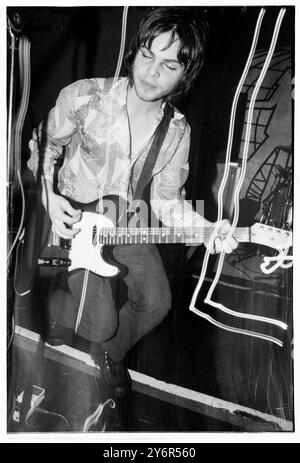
174;231;182;244
150;229;154;244
149;229;153;244
119;228;125;245
164;229;168;243
136;232;141;244
116;232;121;245
142;230;147;244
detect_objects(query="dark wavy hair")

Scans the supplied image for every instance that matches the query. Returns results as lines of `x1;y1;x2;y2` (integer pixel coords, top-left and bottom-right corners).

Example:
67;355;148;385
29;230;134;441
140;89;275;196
124;7;208;100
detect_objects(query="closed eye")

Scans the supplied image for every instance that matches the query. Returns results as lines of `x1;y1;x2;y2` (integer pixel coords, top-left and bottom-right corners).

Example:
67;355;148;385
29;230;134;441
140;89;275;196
164;64;178;71
141;51;152;59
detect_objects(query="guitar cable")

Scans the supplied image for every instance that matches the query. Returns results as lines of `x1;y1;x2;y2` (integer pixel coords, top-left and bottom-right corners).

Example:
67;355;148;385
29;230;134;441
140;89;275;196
25;405;71;431
75;6;129;333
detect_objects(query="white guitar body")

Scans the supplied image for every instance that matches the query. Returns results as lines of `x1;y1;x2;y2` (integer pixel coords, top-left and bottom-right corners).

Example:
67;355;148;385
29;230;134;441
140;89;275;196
68;212;119;277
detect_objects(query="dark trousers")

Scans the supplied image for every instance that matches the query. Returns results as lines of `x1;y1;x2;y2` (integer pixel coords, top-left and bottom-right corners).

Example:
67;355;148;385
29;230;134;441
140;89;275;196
56;244;171;361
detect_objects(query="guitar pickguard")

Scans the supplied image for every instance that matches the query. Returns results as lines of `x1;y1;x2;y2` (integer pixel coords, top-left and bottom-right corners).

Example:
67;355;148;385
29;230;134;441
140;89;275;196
42;195;130;278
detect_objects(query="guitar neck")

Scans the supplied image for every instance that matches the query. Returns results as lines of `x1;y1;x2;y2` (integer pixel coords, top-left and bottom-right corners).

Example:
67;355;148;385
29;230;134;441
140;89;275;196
48;196;292;250
97;226;250;245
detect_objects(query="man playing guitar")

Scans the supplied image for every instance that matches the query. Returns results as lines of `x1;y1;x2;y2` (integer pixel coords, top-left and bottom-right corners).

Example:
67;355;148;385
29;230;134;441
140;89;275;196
27;7;237;400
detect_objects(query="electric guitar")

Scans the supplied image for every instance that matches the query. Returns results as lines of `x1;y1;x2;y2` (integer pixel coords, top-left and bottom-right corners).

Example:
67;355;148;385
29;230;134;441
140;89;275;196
38;196;293;278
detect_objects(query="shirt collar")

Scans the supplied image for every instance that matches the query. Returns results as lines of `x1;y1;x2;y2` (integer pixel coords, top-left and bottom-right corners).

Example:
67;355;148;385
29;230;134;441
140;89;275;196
109;77;128;109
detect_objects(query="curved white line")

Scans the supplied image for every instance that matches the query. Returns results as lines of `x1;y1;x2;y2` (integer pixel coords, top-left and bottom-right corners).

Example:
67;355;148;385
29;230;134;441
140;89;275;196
190;8;288;343
190;306;284;347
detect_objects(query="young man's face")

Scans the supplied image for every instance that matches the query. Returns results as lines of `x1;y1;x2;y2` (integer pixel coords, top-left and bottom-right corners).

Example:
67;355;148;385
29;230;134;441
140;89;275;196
131;31;185;103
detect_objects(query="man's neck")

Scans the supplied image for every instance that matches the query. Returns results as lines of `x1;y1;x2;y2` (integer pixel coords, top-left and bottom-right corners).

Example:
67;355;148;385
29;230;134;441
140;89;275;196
127;83;162;118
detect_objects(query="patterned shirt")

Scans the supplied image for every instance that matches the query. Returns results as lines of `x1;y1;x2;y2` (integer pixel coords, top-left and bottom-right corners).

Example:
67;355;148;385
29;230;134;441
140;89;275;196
27;77;207;230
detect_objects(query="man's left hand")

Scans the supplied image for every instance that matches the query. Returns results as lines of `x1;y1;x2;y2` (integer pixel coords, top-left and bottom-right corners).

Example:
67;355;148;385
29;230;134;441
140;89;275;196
208;219;238;254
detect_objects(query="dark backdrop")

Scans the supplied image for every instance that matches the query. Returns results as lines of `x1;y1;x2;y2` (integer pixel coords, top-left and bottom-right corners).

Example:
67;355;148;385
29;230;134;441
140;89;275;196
9;5;293;212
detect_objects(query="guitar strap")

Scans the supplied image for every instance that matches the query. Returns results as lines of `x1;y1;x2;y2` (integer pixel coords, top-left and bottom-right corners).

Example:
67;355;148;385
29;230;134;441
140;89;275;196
132;102;174;203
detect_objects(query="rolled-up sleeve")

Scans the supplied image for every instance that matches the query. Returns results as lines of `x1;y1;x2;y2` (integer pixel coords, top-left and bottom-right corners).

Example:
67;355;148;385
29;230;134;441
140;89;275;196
151;121;211;240
27;81;81;182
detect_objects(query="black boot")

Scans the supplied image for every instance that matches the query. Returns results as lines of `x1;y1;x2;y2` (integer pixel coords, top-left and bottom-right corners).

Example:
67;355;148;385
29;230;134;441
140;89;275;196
91;350;132;398
45;320;73;346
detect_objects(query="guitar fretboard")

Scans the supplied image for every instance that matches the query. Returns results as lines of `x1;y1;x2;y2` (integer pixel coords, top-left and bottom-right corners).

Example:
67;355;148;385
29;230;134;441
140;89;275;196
93;226;251;245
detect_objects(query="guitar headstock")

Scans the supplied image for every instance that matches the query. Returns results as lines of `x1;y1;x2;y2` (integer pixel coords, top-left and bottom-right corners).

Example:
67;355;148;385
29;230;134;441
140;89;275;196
250;223;292;249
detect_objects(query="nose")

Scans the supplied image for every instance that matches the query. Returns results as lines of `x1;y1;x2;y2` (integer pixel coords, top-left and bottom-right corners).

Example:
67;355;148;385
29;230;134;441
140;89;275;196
148;61;160;78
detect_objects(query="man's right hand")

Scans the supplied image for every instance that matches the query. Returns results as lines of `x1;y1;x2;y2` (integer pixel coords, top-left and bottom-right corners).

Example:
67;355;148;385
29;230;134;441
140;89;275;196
42;187;82;239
